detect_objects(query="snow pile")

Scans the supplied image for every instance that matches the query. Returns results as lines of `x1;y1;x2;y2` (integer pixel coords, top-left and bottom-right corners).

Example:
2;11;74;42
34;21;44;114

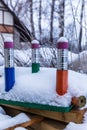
0;55;4;66
0;67;87;108
40;47;55;67
14;50;31;66
64;122;87;130
0;107;30;129
14;127;28;130
0;106;6;115
31;40;39;44
57;37;68;42
0;67;70;107
68;51;78;64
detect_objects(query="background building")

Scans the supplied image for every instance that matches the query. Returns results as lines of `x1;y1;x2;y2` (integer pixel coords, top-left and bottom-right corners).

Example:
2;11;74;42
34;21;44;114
0;0;31;49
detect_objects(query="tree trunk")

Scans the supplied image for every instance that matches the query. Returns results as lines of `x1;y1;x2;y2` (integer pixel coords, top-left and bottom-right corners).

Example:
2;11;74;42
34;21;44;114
39;0;42;43
50;0;55;45
10;0;18;12
78;0;84;52
58;0;65;37
30;0;35;39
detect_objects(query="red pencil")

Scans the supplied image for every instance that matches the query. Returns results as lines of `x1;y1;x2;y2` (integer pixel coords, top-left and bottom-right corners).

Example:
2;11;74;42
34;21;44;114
56;37;68;95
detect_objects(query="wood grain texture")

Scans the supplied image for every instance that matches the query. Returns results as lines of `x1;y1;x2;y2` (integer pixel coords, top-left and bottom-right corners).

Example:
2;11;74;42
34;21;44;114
5;116;44;130
41;119;67;130
1;104;87;123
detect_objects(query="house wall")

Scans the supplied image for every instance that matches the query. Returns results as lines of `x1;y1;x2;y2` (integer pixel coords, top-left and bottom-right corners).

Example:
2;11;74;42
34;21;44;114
0;0;13;41
0;1;20;49
0;1;4;7
0;1;30;50
0;1;13;25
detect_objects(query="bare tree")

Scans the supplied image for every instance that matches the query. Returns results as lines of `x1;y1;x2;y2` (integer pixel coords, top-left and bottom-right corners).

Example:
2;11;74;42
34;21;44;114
50;0;55;45
30;0;35;39
6;0;22;16
58;0;65;37
38;0;42;43
10;0;19;12
78;0;84;52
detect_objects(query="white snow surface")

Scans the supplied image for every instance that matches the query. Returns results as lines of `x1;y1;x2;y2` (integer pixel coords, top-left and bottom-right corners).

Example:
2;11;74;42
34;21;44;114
31;39;39;44
0;67;70;107
57;37;68;43
4;37;13;42
0;66;87;107
0;55;4;66
0;67;87;130
64;111;87;130
14;127;28;130
64;122;87;130
0;113;30;129
0;106;6;115
0;107;30;130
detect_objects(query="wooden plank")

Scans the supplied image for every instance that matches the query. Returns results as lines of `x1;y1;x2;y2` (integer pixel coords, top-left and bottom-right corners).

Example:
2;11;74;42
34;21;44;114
5;116;44;130
3;106;23;116
1;104;87;123
41;119;67;130
1;104;67;130
0;25;13;33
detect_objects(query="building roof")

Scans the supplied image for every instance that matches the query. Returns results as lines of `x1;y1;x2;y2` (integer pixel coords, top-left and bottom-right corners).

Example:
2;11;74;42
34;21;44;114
1;0;31;42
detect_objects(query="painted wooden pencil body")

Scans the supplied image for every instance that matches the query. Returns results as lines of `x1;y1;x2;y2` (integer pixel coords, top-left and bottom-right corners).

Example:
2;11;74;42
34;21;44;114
31;40;40;73
56;37;68;95
4;37;15;92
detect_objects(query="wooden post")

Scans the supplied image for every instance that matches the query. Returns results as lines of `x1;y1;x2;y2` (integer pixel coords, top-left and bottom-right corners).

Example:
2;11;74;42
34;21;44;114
4;37;15;92
31;40;40;73
56;37;68;95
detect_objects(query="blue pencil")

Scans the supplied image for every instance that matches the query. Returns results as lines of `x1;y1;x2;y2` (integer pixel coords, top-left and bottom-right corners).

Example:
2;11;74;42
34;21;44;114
4;38;15;92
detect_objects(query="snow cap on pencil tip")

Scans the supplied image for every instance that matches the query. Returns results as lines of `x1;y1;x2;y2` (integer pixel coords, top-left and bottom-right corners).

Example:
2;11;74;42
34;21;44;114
31;39;39;44
4;37;13;42
57;37;68;43
4;37;13;48
57;36;68;49
31;39;40;48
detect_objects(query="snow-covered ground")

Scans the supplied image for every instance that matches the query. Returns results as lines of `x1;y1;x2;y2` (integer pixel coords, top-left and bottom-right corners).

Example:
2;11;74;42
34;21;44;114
0;107;30;129
14;127;27;130
0;66;87;107
64;111;87;130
